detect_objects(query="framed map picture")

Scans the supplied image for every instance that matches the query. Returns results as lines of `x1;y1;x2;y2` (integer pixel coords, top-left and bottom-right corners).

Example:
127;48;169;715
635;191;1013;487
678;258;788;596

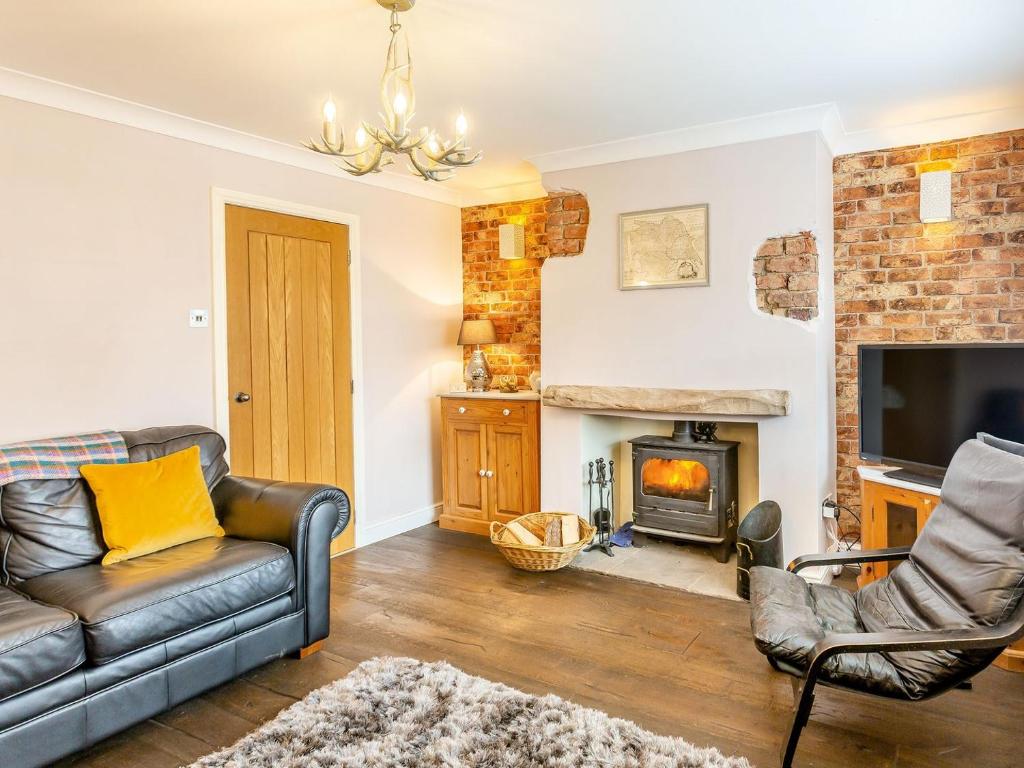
619;203;709;289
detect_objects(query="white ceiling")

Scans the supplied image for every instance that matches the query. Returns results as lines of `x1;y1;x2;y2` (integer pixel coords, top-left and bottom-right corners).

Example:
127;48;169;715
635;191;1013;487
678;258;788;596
2;0;1023;196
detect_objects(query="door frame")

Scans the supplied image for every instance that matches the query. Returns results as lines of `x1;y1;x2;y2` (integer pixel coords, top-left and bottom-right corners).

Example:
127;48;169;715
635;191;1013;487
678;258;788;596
210;187;366;551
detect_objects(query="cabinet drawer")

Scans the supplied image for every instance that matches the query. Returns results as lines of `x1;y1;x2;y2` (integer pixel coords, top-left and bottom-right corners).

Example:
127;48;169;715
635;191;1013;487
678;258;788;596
444;399;528;424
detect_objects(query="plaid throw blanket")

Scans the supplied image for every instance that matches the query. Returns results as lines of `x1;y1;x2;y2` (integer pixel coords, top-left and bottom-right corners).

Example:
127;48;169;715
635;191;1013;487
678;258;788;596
0;430;128;486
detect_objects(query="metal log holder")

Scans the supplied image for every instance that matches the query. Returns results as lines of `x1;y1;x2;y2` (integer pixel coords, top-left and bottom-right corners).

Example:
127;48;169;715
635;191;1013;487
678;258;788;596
585;458;615;557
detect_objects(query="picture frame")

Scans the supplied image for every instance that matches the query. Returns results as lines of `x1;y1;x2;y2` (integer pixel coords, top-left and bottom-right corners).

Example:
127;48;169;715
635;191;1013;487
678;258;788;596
619;203;709;290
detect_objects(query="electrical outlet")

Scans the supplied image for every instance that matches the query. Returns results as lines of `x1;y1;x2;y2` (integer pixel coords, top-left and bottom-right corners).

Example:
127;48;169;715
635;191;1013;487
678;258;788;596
189;309;209;328
821;495;837;518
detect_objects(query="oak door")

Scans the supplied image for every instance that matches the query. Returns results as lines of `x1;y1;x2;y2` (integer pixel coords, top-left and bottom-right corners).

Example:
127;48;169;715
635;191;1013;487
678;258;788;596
445;421;489;521
225;205;354;553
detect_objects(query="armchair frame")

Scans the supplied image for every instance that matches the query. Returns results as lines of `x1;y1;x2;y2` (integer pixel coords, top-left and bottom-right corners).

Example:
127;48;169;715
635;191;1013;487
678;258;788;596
776;547;1024;768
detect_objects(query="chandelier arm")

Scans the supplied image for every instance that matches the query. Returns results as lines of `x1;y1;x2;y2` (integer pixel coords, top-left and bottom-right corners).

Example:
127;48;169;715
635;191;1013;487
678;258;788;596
340;143;389;176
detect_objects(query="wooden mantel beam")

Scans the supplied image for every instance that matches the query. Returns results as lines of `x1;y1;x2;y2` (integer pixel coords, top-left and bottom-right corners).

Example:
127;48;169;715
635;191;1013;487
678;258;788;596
541;385;790;417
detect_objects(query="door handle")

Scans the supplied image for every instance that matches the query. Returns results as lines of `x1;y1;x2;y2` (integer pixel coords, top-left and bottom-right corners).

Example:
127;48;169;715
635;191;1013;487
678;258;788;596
234;392;251;403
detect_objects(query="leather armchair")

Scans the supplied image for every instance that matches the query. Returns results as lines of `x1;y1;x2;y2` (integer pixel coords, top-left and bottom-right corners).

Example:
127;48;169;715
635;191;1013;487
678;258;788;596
749;436;1024;768
213;476;350;648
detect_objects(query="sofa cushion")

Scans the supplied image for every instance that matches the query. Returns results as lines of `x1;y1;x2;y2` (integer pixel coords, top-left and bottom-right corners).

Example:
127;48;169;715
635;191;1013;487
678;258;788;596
19;537;294;665
120;426;230;489
0;586;86;701
0;478;106;584
82;445;224;565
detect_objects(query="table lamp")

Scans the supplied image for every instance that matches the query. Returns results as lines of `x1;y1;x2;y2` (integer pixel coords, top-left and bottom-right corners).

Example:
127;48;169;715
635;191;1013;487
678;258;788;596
458;319;497;391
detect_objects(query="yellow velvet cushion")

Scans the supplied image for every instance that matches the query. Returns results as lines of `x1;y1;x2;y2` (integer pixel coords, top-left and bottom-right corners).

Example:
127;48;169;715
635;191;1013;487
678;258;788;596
80;445;224;565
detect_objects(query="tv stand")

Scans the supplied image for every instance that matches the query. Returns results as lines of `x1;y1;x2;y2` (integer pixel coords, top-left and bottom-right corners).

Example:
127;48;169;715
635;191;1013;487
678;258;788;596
882;466;945;489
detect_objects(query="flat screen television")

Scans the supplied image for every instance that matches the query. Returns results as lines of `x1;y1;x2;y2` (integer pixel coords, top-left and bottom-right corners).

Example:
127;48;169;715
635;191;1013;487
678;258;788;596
859;343;1024;485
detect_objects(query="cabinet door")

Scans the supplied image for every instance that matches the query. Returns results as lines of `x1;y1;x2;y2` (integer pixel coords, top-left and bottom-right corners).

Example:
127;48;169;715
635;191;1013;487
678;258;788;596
445;422;489;520
859;482;937;585
486;423;539;522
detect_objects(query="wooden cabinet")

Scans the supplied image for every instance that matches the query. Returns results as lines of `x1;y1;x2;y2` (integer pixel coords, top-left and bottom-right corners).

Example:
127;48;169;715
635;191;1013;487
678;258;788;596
857;470;938;588
440;396;540;535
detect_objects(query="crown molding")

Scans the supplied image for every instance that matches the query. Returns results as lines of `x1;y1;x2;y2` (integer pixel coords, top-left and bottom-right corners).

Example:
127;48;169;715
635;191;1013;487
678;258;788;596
529;103;841;174
528;100;1024;174
833;105;1024;156
0;66;461;207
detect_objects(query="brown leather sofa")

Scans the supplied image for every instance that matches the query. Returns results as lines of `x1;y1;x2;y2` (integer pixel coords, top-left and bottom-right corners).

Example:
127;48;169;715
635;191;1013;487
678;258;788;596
0;426;349;767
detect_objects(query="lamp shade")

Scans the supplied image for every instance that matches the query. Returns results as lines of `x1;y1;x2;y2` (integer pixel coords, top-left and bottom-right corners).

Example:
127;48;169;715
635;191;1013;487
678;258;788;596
457;318;497;346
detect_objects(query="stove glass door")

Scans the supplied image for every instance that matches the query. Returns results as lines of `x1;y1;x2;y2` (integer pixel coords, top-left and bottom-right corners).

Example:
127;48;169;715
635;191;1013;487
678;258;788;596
640;456;712;505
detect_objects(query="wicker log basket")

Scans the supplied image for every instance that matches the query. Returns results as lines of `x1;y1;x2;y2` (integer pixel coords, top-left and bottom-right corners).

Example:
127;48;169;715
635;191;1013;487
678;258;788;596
490;512;596;572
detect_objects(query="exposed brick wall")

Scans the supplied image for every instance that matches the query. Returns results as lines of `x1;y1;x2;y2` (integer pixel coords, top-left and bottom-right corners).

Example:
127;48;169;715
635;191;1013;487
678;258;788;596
834;128;1024;523
461;191;589;387
753;232;819;321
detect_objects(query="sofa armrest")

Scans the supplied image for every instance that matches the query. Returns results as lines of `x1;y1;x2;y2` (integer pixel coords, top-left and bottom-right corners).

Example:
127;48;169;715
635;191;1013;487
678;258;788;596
211;476;350;646
212;476;350;547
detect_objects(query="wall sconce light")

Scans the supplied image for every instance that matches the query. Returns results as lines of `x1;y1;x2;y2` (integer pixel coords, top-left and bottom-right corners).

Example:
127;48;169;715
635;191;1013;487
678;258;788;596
498;223;525;260
920;170;952;223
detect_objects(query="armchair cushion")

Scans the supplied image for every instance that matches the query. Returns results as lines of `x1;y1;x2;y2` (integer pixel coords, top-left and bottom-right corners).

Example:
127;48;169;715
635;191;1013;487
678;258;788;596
750;566;910;698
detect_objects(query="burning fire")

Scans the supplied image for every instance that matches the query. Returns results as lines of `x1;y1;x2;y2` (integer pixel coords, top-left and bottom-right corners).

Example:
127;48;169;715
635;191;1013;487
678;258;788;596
641;458;710;502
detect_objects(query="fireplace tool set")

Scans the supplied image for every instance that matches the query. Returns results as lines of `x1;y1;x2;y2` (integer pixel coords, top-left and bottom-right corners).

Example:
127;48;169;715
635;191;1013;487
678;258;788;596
585;458;615;557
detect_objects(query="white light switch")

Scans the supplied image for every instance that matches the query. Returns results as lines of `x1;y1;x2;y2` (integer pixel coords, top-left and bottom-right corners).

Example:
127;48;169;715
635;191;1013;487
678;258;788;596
189;309;209;328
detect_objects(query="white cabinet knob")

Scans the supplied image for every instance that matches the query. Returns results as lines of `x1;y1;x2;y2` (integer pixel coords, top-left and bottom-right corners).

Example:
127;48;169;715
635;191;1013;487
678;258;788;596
485;470;494;478
502;408;511;416
478;469;486;477
458;406;466;414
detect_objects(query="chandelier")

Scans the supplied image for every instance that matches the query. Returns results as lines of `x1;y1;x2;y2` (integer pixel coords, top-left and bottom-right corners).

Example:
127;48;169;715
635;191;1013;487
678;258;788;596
304;0;481;182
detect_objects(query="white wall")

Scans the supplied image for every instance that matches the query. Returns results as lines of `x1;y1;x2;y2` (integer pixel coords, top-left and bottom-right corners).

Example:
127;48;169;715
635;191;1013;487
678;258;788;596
539;132;835;558
0;96;463;544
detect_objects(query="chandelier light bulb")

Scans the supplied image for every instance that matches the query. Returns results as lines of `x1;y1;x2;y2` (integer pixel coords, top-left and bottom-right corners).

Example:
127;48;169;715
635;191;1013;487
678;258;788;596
322;98;337;123
322;98;338;145
455;111;468;138
393;91;408;117
355;125;368;148
427;133;440;154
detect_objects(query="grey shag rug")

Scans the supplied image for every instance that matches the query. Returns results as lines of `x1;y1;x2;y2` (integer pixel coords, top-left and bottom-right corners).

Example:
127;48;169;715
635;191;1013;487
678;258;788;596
188;657;751;767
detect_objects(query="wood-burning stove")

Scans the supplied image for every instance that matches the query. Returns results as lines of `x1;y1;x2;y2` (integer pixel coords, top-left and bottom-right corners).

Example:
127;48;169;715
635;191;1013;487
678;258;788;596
629;420;738;562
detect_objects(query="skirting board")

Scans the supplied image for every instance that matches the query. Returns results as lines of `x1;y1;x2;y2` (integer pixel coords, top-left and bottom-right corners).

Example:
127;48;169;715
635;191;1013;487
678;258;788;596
351;503;442;550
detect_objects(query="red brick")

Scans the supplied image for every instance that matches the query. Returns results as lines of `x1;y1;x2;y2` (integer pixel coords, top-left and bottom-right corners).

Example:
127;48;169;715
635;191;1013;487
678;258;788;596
894;327;935;342
929;144;958;160
954;232;1005;249
959;136;1013;156
961;262;1013;279
879;253;923;268
886;148;930;165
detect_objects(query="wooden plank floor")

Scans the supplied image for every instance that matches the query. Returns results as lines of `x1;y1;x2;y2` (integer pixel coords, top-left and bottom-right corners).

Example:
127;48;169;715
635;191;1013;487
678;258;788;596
60;525;1024;767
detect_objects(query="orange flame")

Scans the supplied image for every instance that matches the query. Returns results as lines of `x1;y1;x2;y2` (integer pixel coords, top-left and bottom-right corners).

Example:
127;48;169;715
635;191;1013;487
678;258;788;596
641;458;710;501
